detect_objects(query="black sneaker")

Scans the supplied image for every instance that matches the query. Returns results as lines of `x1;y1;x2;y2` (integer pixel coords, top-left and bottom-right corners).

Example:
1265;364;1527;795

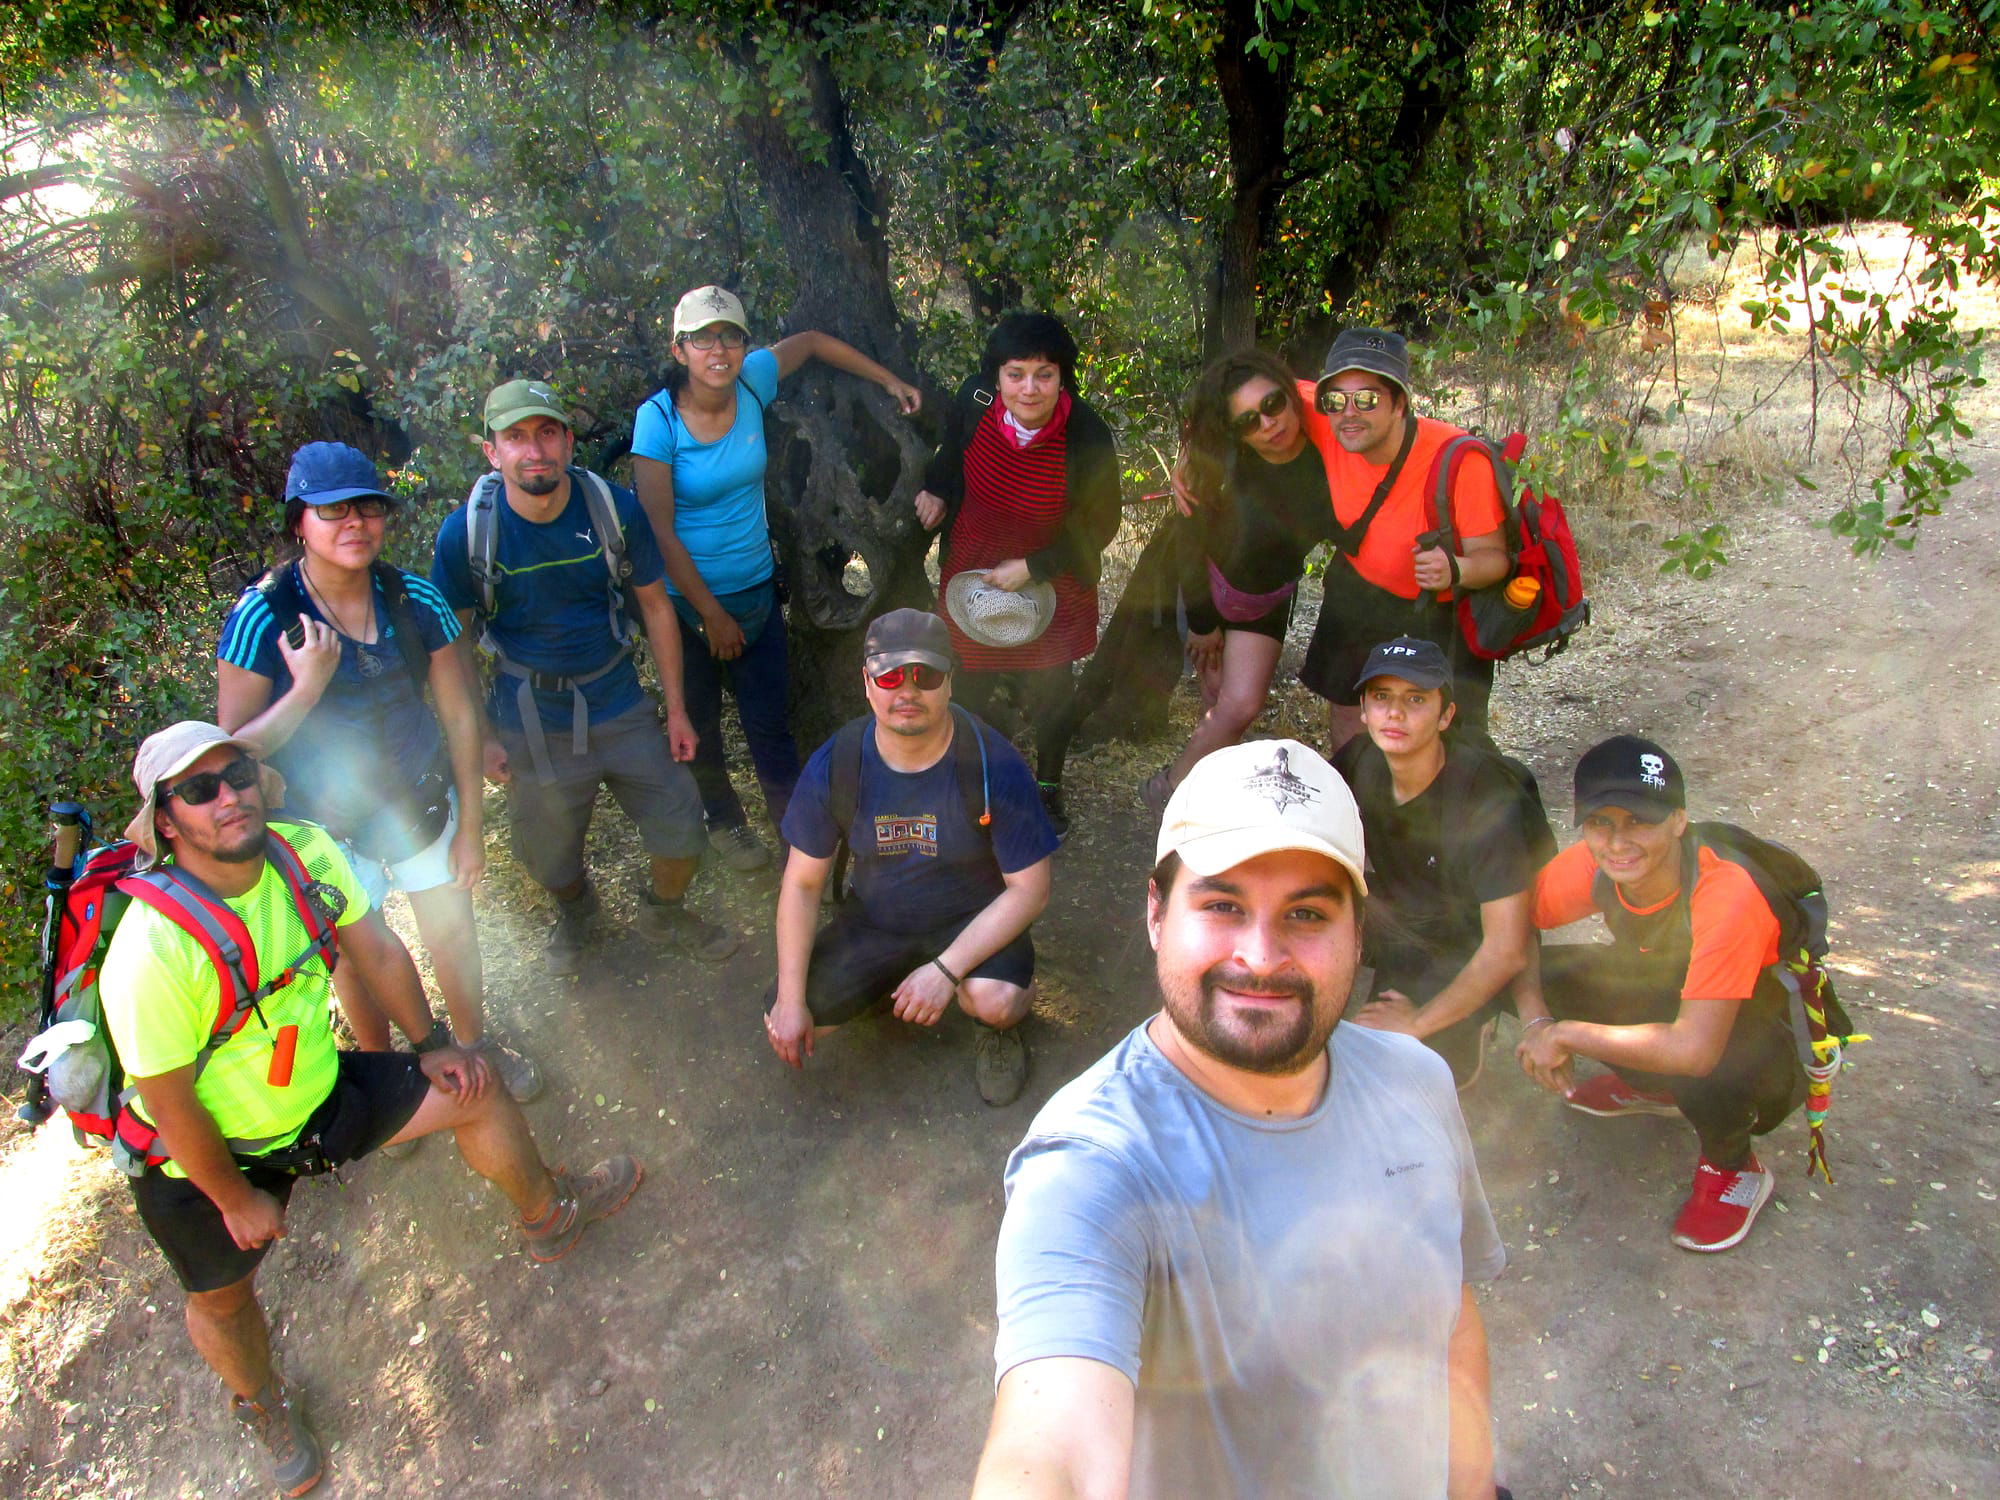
1036;780;1070;838
634;889;741;962
544;881;599;977
232;1375;323;1497
974;1022;1030;1106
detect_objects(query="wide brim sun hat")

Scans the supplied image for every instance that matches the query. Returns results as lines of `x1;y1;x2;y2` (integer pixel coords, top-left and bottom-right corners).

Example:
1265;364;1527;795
944;571;1057;649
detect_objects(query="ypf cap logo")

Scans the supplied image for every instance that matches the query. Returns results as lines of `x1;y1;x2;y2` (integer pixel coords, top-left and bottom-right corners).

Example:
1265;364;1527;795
1638;753;1666;789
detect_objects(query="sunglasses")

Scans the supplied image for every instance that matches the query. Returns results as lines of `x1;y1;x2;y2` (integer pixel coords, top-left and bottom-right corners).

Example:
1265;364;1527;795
161;756;260;807
680;328;750;352
1316;388;1387;416
869;663;948;692
1229;388;1292;436
309;498;392;521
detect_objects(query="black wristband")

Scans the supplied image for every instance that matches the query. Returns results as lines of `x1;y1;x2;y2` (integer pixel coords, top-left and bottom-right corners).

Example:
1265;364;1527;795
412;1026;451;1056
932;956;964;988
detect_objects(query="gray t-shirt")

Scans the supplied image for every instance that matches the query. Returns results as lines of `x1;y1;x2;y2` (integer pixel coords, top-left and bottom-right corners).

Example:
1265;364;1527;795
994;1019;1507;1500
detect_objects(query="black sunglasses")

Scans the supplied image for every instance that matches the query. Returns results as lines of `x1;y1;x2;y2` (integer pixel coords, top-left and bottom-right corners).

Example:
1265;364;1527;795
309;497;393;521
870;663;948;691
1316;388;1386;416
161;756;260;807
1230;387;1292;436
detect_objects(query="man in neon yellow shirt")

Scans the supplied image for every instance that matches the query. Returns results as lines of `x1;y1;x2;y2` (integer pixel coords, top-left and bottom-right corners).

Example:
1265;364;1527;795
99;722;643;1497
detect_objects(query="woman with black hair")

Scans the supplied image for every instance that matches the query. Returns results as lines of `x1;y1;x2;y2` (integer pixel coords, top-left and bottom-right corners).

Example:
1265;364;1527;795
914;311;1122;835
1144;349;1332;815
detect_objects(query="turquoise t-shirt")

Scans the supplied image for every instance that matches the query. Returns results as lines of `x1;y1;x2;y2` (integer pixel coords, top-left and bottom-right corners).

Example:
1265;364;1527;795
630;346;781;597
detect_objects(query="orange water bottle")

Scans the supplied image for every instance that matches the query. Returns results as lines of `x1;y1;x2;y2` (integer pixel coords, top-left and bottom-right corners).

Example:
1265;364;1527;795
1503;574;1541;611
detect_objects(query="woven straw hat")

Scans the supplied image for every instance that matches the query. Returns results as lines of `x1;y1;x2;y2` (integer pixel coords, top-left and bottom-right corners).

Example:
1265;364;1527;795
944;571;1057;649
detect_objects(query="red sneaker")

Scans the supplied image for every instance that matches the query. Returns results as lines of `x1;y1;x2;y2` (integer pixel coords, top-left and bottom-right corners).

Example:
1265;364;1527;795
1670;1155;1775;1252
1563;1072;1680;1118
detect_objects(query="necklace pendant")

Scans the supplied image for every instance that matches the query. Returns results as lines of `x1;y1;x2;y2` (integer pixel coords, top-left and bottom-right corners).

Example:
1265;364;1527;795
357;648;386;679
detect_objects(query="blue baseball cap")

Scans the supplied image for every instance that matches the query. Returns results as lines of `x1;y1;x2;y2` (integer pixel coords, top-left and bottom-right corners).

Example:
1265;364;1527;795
283;442;393;507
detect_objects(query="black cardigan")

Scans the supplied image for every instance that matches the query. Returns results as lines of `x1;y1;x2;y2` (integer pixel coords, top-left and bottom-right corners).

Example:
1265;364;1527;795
923;375;1123;589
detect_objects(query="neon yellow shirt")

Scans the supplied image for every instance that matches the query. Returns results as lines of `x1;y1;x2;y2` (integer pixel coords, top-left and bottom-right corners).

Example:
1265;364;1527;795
98;820;370;1177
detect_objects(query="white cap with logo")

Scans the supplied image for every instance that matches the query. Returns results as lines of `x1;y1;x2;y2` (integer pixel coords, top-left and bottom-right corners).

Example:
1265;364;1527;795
1156;738;1367;894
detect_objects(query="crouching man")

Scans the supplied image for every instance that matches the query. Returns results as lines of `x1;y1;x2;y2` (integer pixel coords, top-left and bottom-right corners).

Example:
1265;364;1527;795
976;739;1508;1499
100;723;643;1496
1517;735;1810;1253
763;609;1057;1106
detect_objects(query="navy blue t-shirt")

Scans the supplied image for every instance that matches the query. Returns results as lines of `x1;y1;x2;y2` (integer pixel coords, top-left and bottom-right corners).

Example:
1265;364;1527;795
784;717;1059;934
430;471;667;732
215;563;457;836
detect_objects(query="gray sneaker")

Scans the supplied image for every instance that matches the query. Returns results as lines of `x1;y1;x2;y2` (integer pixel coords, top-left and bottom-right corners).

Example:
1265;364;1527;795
545;881;599;977
708;822;771;872
634;889;740;962
522;1156;644;1263
471;1036;544;1104
974;1022;1029;1107
232;1374;323;1497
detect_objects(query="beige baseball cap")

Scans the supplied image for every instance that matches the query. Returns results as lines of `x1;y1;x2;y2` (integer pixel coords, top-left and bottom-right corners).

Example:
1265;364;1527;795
123;721;285;868
1156;738;1367;894
672;285;751;340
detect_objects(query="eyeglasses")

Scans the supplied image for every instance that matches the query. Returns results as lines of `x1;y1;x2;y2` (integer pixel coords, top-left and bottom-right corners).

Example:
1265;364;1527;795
1229;388;1292;436
160;756;260;807
1316;388;1387;416
869;663;948;692
309;498;392;521
680;328;750;352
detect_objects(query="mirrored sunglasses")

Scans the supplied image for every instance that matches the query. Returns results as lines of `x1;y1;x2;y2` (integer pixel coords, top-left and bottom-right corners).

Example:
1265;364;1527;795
1316;388;1386;416
869;663;948;692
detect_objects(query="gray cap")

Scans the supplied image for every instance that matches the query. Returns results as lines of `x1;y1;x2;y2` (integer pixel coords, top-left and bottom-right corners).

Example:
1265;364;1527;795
863;608;955;673
1315;326;1411;407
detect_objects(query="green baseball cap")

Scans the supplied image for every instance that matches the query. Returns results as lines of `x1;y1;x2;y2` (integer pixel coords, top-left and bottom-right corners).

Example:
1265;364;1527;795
483;378;571;434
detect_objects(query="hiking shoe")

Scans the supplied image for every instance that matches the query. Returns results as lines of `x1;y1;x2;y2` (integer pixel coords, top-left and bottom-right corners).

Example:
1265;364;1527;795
635;889;741;962
708;821;771;872
1670;1154;1775;1253
1140;767;1174;824
974;1023;1030;1107
522;1157;644;1263
232;1375;323;1497
377;1134;421;1161
471;1036;544;1105
544;881;599;977
1037;780;1070;838
1563;1072;1680;1118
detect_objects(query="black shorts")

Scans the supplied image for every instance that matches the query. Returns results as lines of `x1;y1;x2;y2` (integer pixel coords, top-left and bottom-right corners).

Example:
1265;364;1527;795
763;900;1037;1027
1299;561;1494;729
130;1051;431;1294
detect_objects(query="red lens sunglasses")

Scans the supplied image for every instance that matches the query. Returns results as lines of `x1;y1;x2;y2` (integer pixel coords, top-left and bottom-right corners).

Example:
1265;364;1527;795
869;663;948;691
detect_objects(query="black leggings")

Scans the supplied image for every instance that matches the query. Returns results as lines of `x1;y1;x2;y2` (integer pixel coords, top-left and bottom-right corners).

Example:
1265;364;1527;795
952;665;1079;784
1539;943;1806;1167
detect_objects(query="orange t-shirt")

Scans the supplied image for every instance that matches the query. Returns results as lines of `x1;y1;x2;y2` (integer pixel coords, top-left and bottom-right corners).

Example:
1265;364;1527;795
1533;841;1780;1000
1297;403;1507;599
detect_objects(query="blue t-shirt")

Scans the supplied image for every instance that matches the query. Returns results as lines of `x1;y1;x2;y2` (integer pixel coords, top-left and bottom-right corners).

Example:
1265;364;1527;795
995;1021;1506;1499
215;563;456;835
430;471;666;732
783;715;1058;934
629;347;781;597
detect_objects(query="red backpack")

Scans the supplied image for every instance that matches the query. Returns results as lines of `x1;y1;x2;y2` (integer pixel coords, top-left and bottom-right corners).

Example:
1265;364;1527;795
20;816;341;1175
1420;432;1590;662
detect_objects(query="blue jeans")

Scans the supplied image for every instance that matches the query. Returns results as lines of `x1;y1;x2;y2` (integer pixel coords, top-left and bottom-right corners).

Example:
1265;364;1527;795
674;581;801;832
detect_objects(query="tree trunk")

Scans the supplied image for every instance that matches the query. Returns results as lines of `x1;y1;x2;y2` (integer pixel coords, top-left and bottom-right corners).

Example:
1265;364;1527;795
1204;0;1297;358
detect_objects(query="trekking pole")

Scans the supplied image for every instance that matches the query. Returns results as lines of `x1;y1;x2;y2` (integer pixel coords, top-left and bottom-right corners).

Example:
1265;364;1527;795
18;802;86;1125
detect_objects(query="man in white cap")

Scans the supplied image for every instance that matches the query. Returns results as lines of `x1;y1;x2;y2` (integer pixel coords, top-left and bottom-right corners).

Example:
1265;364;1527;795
97;722;642;1497
975;738;1509;1500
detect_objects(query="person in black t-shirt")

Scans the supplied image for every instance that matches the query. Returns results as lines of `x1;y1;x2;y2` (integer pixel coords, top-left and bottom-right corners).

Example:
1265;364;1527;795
1333;637;1554;1087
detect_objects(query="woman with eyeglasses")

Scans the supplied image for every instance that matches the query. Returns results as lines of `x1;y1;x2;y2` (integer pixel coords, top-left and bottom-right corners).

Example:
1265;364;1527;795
631;285;921;872
1142;350;1335;816
913;311;1123;836
216;442;540;1104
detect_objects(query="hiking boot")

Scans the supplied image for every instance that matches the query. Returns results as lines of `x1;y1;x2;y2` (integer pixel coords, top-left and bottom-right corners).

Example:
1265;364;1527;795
1037;780;1070;838
974;1022;1030;1107
708;821;771;872
635;888;741;962
1563;1072;1680;1118
544;881;599;977
522;1157;644;1263
1670;1154;1775;1253
232;1375;323;1497
470;1036;544;1105
1140;766;1174;824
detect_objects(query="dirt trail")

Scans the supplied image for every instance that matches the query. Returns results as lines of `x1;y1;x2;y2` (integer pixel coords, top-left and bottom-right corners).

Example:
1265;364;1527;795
3;468;1998;1498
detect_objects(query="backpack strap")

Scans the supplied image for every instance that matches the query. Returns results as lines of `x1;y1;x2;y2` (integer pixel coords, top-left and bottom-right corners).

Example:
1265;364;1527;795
571;467;634;648
465;471;505;621
645;377;766;465
1327;414;1419;558
370;563;435;693
949;705;993;833
252;563;311;640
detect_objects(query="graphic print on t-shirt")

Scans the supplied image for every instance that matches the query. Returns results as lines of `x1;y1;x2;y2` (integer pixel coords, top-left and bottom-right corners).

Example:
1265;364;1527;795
873;813;939;858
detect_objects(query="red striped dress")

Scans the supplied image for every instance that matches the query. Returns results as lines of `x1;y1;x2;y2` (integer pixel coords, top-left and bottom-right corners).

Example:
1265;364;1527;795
940;392;1100;672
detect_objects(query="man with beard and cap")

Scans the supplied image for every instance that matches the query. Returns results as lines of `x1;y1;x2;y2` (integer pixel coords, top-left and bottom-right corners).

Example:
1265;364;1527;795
975;738;1510;1500
96;722;642;1497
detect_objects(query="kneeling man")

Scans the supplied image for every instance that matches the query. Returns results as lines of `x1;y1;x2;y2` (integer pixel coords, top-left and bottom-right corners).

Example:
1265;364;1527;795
764;609;1057;1106
977;739;1507;1499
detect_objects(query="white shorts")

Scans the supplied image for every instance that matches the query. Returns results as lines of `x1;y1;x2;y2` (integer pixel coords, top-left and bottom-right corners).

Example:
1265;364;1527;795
339;789;460;909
